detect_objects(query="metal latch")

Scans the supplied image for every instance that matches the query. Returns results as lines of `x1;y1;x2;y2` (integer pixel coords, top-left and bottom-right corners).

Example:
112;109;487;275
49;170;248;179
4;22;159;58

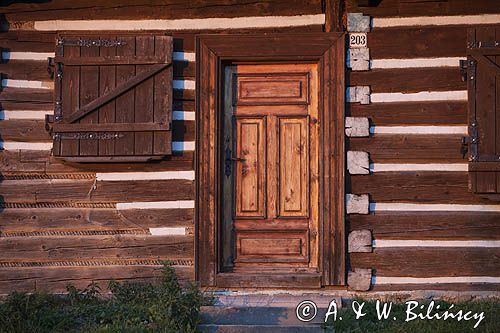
47;57;55;79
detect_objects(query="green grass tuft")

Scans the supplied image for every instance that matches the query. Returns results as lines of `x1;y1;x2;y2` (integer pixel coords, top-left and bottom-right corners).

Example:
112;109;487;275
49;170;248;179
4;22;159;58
0;263;213;333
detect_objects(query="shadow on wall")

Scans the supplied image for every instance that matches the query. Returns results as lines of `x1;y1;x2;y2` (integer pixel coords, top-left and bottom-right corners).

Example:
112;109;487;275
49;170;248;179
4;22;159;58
0;0;50;7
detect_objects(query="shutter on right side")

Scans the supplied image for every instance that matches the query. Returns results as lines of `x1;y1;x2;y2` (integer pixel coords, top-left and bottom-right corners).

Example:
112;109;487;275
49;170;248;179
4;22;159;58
467;26;500;195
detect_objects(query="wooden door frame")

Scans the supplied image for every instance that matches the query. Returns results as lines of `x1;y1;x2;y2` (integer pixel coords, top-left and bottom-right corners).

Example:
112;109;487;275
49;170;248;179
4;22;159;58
195;33;346;287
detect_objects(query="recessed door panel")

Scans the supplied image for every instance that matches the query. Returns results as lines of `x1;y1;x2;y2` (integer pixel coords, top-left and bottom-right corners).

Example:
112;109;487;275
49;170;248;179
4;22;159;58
235;117;267;218
279;117;309;218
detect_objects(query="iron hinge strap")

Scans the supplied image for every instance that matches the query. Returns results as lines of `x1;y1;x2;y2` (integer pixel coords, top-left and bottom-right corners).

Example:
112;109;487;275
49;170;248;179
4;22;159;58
467;41;500;49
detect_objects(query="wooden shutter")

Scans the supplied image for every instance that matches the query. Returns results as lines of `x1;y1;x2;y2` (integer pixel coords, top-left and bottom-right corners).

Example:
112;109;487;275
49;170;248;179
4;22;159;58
48;33;173;162
466;26;500;195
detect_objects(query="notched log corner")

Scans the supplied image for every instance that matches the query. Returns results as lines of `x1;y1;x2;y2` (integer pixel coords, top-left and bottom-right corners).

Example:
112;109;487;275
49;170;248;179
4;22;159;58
348;229;372;253
348;268;372;291
347;151;370;175
346;194;369;215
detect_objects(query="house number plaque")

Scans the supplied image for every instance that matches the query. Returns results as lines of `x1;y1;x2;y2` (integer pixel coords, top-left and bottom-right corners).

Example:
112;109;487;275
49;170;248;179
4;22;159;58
349;33;367;48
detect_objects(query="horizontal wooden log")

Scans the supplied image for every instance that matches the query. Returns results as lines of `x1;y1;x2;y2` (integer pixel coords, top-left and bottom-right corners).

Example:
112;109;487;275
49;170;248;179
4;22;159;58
0;31;56;52
369;26;467;59
348;135;464;163
0;150;194;173
0;60;50;81
0;208;194;234
0;235;193;261
347;101;467;126
3;0;322;21
0;119;51;141
349;212;500;240
349;68;465;93
0;265;194;294
350;172;491;204
0;87;53;104
0;59;193;82
350;247;500;277
371;283;500;292
0;179;194;203
346;0;500;18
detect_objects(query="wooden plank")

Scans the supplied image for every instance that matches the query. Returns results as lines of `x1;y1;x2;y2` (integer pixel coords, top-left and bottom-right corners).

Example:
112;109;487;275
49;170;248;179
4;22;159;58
474;27;497;193
350;68;465;93
78;40;100;156
348;101;467;126
350;248;500;277
3;0;322;21
369;26;467;59
349;212;500;240
59;40;80;156
349;135;464;163
0;208;194;234
114;35;136;156
0;179;194;203
346;0;500;18
0;150;194;173
0;266;194;294
0;119;51;141
97;35;116;156
0;235;193;261
153;35;173;155
134;35;155;155
216;272;321;288
372;283;500;292
0;60;50;81
350;172;492;204
0;31;55;52
0;87;52;104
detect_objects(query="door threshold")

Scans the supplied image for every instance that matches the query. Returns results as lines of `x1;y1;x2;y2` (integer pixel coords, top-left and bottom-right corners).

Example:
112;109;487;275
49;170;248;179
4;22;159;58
215;272;322;288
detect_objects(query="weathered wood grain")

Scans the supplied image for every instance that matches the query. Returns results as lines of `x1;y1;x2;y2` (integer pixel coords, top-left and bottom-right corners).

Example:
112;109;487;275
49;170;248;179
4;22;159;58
349;212;500;240
0;235;193;261
0;119;51;141
347;101;467;126
0;60;51;81
0;31;56;52
0;87;53;104
348;135;464;163
0;208;194;234
346;0;500;18
371;283;500;292
369;26;467;59
350;172;491;204
0;150;194;173
0;179;194;203
0;119;193;142
351;248;500;277
0;266;194;294
3;0;322;21
349;68;465;93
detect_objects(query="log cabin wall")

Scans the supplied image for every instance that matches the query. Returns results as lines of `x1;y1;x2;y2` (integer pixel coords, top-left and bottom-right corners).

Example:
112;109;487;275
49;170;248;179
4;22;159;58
0;0;325;294
0;0;499;294
345;0;500;291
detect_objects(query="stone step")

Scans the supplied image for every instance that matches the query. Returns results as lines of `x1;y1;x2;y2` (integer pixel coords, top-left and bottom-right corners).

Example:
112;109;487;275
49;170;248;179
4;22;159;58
198;324;328;333
200;305;334;326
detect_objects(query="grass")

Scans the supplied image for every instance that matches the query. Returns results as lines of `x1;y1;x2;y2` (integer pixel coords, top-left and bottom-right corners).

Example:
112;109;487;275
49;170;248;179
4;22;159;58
0;263;213;333
323;298;500;332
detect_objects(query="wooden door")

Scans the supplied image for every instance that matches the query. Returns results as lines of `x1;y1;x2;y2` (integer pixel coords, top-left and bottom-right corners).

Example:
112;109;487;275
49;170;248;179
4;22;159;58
222;63;320;275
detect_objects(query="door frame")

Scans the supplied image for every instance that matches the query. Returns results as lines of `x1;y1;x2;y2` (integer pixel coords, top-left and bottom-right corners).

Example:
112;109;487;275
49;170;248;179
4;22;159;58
195;33;346;287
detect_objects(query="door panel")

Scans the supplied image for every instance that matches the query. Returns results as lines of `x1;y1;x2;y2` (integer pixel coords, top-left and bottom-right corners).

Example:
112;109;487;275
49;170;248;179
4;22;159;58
234;117;267;218
223;63;319;272
279;117;309;218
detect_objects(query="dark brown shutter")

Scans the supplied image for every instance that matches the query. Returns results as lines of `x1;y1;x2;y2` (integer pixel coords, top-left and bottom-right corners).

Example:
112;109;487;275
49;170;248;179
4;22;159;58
48;33;173;162
466;26;500;194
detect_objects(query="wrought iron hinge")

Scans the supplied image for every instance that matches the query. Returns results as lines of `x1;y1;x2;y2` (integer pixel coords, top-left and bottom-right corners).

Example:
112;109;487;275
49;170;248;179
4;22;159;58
467;40;500;49
47;57;55;79
463;121;479;161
